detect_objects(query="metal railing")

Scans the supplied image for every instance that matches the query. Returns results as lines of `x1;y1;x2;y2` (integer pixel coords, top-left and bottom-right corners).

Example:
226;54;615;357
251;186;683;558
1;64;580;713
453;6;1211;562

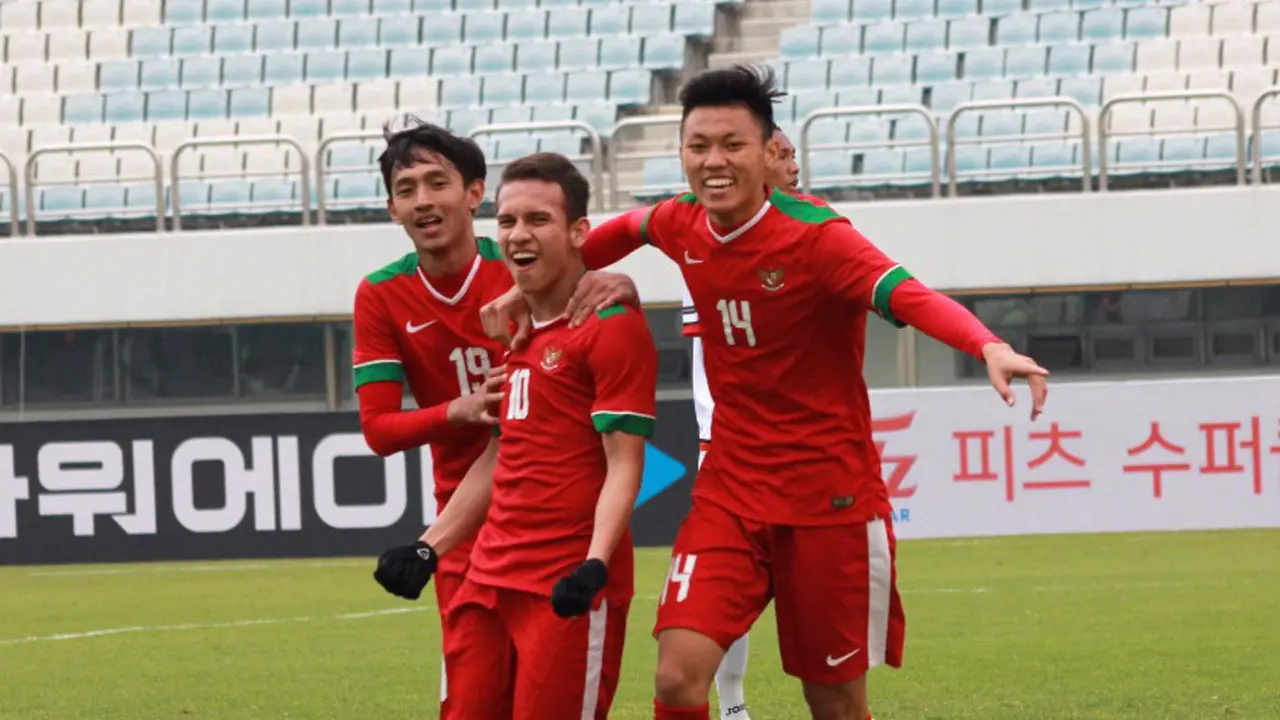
23;142;164;235
171;135;311;231
470;121;606;213
607;115;684;210
947;97;1092;196
799;104;941;197
0;151;18;237
315;130;386;225
1099;90;1246;190
1250;88;1280;185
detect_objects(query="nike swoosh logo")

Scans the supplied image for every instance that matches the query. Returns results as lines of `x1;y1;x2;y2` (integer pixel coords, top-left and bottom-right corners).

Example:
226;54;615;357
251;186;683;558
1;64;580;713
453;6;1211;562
405;320;436;334
825;649;861;667
684;251;704;265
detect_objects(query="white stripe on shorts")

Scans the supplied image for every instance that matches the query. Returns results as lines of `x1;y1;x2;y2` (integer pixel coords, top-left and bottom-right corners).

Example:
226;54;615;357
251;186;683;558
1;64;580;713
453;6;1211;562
580;602;609;719
865;518;892;669
440;652;448;703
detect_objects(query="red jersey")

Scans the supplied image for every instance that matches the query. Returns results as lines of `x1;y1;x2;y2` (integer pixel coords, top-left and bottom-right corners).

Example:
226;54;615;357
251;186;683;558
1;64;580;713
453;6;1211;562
351;238;512;510
467;305;657;603
585;189;912;527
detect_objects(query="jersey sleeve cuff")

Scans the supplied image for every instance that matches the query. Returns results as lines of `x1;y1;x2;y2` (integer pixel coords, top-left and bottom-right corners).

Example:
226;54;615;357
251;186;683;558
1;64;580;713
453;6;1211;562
871;265;913;328
592;411;655;437
353;360;406;389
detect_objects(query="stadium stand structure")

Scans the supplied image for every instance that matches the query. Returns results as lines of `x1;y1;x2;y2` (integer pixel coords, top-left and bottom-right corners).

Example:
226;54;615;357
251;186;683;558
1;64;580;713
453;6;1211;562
2;0;1280;234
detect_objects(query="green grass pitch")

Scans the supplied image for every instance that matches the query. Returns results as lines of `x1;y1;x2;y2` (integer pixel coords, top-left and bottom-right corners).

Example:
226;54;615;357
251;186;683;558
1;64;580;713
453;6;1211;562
3;529;1278;719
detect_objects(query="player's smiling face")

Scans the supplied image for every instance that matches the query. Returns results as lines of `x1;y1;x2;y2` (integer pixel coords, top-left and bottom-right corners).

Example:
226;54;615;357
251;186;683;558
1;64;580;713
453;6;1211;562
768;130;800;194
681;105;777;224
386;150;484;255
495;179;587;296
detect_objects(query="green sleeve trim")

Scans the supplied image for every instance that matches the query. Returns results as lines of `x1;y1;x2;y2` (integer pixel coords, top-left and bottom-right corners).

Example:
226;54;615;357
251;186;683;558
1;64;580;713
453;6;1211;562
592;412;655;438
476;236;503;260
364;253;418;285
638;206;657;245
595;304;629;321
492;425;501;437
770;189;839;224
353;361;406;388
871;265;913;328
675;192;698;204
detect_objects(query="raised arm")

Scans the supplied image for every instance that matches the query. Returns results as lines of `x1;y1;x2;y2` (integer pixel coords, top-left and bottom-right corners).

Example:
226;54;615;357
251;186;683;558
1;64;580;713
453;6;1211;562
421;435;498;556
581;206;651;271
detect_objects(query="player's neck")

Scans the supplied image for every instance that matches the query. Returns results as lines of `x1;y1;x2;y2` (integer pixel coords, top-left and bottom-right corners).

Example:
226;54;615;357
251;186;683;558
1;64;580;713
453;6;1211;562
416;233;478;277
706;187;771;232
524;263;586;324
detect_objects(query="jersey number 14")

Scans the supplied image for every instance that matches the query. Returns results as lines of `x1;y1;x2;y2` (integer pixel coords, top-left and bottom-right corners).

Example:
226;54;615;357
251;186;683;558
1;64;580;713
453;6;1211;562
715;299;756;347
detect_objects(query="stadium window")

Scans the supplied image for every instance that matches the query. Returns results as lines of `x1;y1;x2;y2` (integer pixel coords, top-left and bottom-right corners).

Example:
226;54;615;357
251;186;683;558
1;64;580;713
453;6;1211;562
237;323;327;398
334;323;354;400
122;327;235;401
643;307;692;390
0;329;118;406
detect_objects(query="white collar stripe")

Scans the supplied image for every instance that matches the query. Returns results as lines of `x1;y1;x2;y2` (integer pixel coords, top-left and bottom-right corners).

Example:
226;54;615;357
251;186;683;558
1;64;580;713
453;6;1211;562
418;252;482;306
707;200;772;244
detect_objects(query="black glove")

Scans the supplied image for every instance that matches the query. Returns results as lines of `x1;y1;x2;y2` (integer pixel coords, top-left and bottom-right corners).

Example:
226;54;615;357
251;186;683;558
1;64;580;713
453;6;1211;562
373;541;438;601
550;559;608;618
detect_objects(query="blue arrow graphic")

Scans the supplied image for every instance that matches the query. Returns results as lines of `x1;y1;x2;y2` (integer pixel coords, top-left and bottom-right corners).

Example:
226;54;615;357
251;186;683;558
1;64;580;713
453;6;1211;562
635;443;688;508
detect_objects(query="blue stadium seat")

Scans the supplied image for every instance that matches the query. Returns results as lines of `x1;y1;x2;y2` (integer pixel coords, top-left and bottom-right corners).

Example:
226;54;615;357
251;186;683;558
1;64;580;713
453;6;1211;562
805;119;846;145
780;26;821;59
590;5;629;35
506;10;548;40
501;0;538;9
1161;136;1204;167
64;94;105;124
448;108;490;134
997;14;1037;45
980;111;1021;137
964;48;1004;79
639;158;684;196
1024;109;1066;136
173;27;214;55
566;70;608;103
165;0;204;25
222;54;264;86
952;146;988;174
524;72;565;103
950;112;979;138
937;0;976;19
878;84;919;104
895;0;934;22
1092;42;1134;74
105;91;146;123
916;52;957;83
83;185;127;217
291;0;329;17
247;0;288;20
983;0;1021;15
215;24;255;53
483;73;524;104
250;179;295;209
339;17;381;47
497;134;539;160
1029;141;1076;172
673;3;715;37
629;5;672;35
539;0;576;7
785;59;829;93
809;152;852;189
791;90;836;121
265;54;304;84
181;56;223;88
415;0;452;11
297;18;338;49
1028;0;1069;10
930;80;971;111
230;87;271;117
1204;134;1242;168
457;0;493;11
574;101;616;133
326;144;373;168
433;46;473;75
533;102;573;123
41;186;84;215
334;174;380;205
819;24;860;55
906;19;948;53
948;16;989;50
465;12;505;43
862;149;904;178
827;55;870;88
1072;0;1105;8
902;148;934;179
1125;6;1167;39
490;105;531;125
131;28;172;58
177;181;211;210
1015;76;1057;98
1048;43;1091;75
1004;45;1046;76
863;22;905;53
1038;11;1080;43
139;58;180;91
390;47;431;75
189;88;229;120
518;40;559;72
124;183;162;215
473;44;514;73
871;55;912;84
608;68;651;104
210;180;253;209
99;60;140;92
424;13;464;44
971;78;1013;100
1058;75;1101;105
559;38;599;70
1081;8;1124;41
643;34;687;69
895;115;932;141
852;0;892;23
810;0;849;25
333;0;372;16
988;144;1032;177
208;0;246;22
255;21;297;52
348;49;388;80
374;0;412;13
598;36;642;69
441;76;481;106
146;90;188;122
307;51;348;82
548;7;590;37
1115;136;1161;170
379;16;421;46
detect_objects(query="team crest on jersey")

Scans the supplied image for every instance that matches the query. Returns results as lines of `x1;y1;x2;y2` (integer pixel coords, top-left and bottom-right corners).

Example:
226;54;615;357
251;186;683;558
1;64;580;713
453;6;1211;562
541;345;563;372
758;267;786;292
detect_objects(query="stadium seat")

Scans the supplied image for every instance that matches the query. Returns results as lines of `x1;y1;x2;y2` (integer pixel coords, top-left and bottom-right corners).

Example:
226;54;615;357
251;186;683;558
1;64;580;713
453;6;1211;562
820;24;861;56
1093;42;1135;75
99;60;141;92
518;40;558;72
391;47;431;76
292;0;330;17
872;55;912;85
988;144;1032;178
786;59;829;93
971;78;1013;101
863;22;905;54
1005;45;1047;77
81;0;122;27
215;24;256;54
165;0;205;25
41;186;85;216
644;35;687;69
83;185;128;217
948;16;990;50
780;26;821;59
64;93;105;124
852;0;891;23
465;12;506;43
878;84;919;105
1082;9;1125;42
1049;44;1091;75
1125;7;1168;40
306;51;348;82
811;0;849;25
827;55;870;88
265;54;304;85
255;21;297;52
209;0;247;22
507;10;549;41
1059;75;1101;105
1039;12;1080;44
929;80;971;112
248;0;289;20
423;13;464;44
629;5;672;36
673;3;715;37
146;90;189;122
895;0;934;23
433;46;473;75
1016;76;1057;98
916;52;957;83
334;0;373;17
937;0;976;20
379;16;421;46
497;134;540;160
560;39;601;71
483;73;524;104
566;70;608;104
131;27;172;58
140;58;181;92
181;57;224;89
348;49;389;80
998;14;1038;46
609;68;651;104
1029;141;1076;173
524;72;565;103
906;19;948;53
105;92;147;124
964;47;1005;80
189;88;230;120
340;17;382;47
548;7;591;38
173;27;214;55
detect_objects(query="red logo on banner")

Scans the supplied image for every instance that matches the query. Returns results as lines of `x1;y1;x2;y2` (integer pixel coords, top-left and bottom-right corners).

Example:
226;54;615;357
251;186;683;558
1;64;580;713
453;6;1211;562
873;412;918;499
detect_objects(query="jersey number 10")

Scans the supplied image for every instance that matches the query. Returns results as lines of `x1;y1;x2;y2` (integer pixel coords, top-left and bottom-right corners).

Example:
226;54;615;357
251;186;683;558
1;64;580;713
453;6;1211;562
448;347;491;396
715;299;756;347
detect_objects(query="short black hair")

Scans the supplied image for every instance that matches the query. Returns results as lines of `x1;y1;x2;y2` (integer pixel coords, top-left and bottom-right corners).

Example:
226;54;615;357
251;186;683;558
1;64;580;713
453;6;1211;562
497;153;590;222
677;64;787;142
378;115;488;195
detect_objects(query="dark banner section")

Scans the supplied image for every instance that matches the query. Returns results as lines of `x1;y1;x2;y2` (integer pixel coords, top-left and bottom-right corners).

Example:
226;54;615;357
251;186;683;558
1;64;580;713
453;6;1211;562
0;402;698;565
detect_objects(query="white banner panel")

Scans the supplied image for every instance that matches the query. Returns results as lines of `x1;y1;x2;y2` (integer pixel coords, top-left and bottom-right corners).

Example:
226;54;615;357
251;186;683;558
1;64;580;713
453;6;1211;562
872;375;1280;539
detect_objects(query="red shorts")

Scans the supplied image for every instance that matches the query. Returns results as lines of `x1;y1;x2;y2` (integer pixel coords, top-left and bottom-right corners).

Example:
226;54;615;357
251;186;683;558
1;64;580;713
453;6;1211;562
433;539;472;720
653;498;906;685
443;579;629;719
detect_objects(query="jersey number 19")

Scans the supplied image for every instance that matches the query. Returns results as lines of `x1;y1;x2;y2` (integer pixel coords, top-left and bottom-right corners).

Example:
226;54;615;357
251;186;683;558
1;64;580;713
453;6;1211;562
448;347;491;396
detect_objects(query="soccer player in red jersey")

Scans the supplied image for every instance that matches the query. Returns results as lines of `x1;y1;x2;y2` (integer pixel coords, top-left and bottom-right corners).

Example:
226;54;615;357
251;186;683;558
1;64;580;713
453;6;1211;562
354;121;639;718
485;65;1050;720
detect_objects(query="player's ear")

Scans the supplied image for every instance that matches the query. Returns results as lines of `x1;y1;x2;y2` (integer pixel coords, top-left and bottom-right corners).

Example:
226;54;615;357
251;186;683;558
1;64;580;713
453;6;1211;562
466;179;486;215
569;216;590;250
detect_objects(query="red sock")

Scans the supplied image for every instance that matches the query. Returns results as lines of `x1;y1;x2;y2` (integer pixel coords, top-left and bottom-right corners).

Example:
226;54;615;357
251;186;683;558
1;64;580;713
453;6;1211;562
653;698;710;720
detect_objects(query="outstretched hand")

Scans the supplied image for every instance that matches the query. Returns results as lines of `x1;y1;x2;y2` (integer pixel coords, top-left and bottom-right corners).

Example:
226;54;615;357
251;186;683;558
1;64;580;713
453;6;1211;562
981;342;1050;421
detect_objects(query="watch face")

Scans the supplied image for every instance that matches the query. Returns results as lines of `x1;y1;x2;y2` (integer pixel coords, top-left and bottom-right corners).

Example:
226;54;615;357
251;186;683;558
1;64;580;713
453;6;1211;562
416;547;433;562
